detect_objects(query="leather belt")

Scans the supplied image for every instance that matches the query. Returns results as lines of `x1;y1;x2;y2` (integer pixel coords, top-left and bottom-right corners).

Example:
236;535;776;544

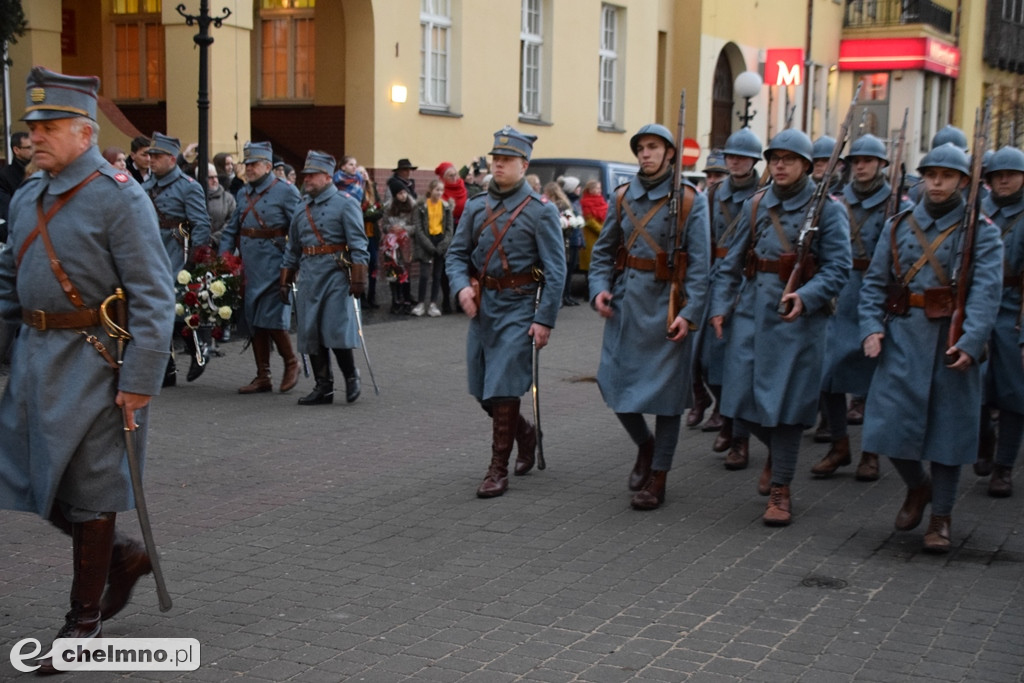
624;254;656;271
302;243;347;256
852;258;871;271
908;293;925;308
1004;274;1022;288
753;258;781;273
22;308;100;331
158;218;182;230
714;246;729;260
482;272;540;290
241;227;287;239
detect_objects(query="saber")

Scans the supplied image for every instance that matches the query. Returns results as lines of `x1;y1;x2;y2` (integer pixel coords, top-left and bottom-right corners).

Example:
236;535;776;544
101;289;173;613
352;296;380;395
531;280;546;470
290;283;310;378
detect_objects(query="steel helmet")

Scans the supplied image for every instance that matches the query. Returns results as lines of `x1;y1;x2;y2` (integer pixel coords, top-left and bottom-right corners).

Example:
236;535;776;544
930;125;968;152
703;149;728;174
630;123;675;155
811;135;837;160
985;146;1024;177
846;134;889;166
764;129;814;165
982;149;995;175
723;128;763;160
917;142;970;176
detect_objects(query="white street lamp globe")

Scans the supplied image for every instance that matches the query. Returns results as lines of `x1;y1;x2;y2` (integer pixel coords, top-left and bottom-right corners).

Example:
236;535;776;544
734;71;763;99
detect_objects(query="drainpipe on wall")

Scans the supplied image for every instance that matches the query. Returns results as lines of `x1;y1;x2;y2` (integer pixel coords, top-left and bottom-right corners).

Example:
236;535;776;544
803;0;813;133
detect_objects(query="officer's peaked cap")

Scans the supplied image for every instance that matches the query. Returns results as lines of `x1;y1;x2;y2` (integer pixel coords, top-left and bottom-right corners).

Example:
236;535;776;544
703;150;728;174
985;146;1024;177
243;141;273;164
22;66;99;122
301;150;336;176
764;129;814;165
630;124;675;155
846;134;889;166
917;142;970;176
723;129;763;160
490;126;537;161
148;132;181;157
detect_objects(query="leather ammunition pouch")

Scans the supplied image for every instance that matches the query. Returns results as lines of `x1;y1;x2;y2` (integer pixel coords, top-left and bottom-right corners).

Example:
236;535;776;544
921;286;954;320
884;283;910;316
777;252;817;285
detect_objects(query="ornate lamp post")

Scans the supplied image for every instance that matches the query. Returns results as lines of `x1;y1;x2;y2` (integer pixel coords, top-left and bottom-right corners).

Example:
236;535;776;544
176;1;231;189
734;71;763;129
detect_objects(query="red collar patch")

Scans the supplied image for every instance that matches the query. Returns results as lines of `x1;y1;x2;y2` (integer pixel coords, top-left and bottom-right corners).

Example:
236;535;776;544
114;173;130;183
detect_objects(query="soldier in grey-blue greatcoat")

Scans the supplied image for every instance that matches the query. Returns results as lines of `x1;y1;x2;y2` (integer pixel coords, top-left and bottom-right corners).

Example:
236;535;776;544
446;126;566;499
859;143;1002;552
143;132;212;386
0;67;175;671
280;151;370;406
220;141;302;395
976;146;1024;497
699;129;762;470
812;134;913;481
709;129;851;527
589;123;711;511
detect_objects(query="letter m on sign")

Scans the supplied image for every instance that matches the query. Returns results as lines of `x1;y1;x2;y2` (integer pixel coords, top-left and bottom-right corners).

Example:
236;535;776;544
765;48;804;86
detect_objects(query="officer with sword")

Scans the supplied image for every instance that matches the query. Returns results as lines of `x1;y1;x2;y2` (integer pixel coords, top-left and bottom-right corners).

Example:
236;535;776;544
0;67;176;673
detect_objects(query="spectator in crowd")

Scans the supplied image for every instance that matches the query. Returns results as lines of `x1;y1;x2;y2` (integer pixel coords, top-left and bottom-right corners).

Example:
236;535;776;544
125;135;151;184
578;178;608;272
204;162;236;250
101;146;127;171
389;158;418;200
358;165;383;309
0;131;33;224
213;151;245;195
334;155;365;203
382;177;417;313
558;176;584;305
411;178;454;317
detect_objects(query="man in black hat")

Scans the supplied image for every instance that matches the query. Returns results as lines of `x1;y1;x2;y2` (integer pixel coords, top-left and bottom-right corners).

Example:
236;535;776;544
390;158;418;200
0;66;175;673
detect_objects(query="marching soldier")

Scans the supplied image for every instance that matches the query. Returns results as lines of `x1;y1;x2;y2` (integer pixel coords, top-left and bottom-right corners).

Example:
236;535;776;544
0;67;175;672
813;134;913;480
279;151;369;405
859;143;1002;552
700;128;763;469
445;126;566;499
977;146;1024;497
143;132;212;385
709;129;851;526
220;141;303;394
589;123;711;510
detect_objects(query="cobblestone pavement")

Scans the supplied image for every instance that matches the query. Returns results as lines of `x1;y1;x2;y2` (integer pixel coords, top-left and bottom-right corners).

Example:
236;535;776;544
1;297;1023;682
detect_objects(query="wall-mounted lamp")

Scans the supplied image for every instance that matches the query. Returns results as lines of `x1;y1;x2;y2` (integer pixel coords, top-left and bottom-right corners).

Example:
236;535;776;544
390;85;408;103
734;71;763;129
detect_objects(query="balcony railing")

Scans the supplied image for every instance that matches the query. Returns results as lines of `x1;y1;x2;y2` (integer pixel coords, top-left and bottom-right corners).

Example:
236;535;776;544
844;0;953;34
984;2;1024;73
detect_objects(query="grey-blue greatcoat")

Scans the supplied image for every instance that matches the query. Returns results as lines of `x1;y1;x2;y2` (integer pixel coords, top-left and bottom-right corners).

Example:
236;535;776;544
0;146;174;516
821;182;912;395
859;201;1002;464
982;193;1024;411
445;181;566;402
701;176;759;386
589;177;711;415
142;165;211;274
711;181;852;428
281;184;369;354
220;174;301;330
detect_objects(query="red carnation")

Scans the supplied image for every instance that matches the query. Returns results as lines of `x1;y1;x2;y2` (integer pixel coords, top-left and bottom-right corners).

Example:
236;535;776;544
184;291;199;306
188;314;200;328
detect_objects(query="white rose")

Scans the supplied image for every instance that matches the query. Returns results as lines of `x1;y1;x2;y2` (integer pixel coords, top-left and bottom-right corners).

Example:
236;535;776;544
175;303;185;317
209;280;227;298
218;306;233;320
176;270;192;285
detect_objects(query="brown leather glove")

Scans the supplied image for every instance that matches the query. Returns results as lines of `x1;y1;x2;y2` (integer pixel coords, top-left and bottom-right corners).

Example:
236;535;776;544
279;268;296;304
349;262;368;298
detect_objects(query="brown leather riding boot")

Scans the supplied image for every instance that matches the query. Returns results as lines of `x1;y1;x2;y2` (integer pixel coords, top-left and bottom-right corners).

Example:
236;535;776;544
513;415;537;476
923;514;952;553
631;470;667;510
724;437;750;470
100;531;152;621
894;479;932;531
269;329;299;393
855;452;880;482
989;465;1013;498
811;435;851;477
757;453;773;496
37;516;115;675
712;418;732;452
763;484;792;526
628;437;655;491
687;380;711;427
238;330;273;394
702;407;725;433
477;401;519;498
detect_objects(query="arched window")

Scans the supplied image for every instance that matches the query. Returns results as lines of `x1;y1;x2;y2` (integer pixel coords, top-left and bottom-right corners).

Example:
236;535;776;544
710;50;734;150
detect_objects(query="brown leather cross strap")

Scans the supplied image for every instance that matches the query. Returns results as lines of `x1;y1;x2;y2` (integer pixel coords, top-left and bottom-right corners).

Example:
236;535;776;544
16;171;102;271
22;308;100;330
473;195;533;282
844;201;874;260
616;186;670;255
890;213;959;287
239;176;280;231
767;207;795;252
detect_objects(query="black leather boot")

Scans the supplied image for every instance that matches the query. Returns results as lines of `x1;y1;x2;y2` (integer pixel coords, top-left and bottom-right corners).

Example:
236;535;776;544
298;352;334;405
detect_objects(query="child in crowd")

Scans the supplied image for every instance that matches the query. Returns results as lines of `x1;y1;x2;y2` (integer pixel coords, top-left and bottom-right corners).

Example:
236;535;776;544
411;179;454;317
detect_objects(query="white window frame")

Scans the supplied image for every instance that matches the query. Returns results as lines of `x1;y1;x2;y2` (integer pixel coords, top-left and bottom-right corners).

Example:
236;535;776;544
420;0;452;110
598;4;621;128
256;7;316;103
520;0;543;119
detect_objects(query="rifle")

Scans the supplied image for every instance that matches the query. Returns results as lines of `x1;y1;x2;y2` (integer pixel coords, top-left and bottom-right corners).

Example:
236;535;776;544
947;102;992;362
884;108;909;222
777;81;863;316
667;89;687;332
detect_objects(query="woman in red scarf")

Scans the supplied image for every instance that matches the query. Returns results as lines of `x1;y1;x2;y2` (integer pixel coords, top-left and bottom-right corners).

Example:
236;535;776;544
435;161;468;312
579;178;609;272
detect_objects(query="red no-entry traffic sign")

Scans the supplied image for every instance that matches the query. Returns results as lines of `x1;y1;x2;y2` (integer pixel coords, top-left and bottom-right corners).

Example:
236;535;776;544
681;138;701;166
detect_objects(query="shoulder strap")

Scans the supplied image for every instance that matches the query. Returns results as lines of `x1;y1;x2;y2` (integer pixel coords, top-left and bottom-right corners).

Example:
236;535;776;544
479;195;532;277
16;170;102;273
